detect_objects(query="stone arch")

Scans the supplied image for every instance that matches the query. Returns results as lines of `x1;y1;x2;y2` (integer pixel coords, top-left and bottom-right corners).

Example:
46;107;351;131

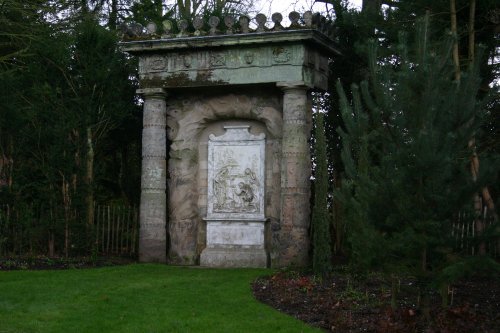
166;90;283;265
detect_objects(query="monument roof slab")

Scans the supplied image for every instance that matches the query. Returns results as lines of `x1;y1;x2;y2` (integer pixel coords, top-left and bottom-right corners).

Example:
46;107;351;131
120;12;339;91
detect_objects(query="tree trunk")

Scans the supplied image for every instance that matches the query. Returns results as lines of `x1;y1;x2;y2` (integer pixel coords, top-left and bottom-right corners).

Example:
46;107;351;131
362;0;382;14
450;0;461;81
470;142;497;255
86;127;95;227
468;0;476;65
108;0;118;30
48;204;55;256
8;136;13;189
48;230;55;256
466;1;497;255
421;244;427;273
62;177;70;258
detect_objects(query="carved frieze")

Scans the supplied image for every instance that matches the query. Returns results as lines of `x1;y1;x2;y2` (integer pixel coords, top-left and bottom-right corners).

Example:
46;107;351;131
150;56;167;70
244;51;254;64
139;56;167;73
210;53;226;67
139;45;301;76
272;47;291;63
181;54;192;68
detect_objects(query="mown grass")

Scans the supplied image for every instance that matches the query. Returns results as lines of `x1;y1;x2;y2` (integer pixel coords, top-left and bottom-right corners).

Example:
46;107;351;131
0;264;319;333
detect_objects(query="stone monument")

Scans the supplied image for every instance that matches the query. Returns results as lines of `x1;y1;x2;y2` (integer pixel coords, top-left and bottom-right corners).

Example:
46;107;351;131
120;11;339;267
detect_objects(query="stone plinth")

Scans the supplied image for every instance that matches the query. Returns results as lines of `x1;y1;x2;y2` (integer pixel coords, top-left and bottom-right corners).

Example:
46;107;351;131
200;247;267;268
200;219;267;268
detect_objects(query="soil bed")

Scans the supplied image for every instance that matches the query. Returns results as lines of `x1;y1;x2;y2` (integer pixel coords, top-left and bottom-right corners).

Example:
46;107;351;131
252;269;500;333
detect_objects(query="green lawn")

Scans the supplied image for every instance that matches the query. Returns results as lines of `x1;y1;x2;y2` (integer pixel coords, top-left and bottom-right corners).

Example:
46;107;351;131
0;264;319;333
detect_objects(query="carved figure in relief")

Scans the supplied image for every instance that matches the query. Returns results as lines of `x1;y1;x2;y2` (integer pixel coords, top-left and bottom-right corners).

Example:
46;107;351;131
212;163;260;213
244;167;258;187
214;166;230;209
235;182;254;207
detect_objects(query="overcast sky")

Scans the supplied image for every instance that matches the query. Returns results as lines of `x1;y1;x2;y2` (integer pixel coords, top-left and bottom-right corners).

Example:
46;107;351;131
255;0;363;22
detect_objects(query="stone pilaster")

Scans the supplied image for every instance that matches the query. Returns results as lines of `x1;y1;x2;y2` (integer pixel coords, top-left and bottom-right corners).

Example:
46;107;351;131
137;88;168;263
277;82;311;267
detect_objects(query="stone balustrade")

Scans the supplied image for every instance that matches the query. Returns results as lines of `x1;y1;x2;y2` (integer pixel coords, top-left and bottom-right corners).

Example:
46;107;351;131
120;11;336;41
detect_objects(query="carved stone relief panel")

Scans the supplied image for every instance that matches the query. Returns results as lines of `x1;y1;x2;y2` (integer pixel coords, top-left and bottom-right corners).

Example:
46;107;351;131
138;45;303;77
272;47;291;63
207;125;265;220
139;55;168;74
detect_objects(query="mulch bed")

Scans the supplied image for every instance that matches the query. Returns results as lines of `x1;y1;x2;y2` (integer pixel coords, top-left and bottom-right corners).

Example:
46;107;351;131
252;270;500;333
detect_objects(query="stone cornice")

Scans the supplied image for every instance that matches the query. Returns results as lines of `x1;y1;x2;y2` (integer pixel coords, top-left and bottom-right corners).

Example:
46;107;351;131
121;29;340;57
277;81;312;91
136;87;167;97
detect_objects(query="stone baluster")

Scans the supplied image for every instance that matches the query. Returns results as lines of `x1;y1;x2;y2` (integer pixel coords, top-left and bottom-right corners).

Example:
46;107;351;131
137;88;168;263
303;11;313;28
224;16;235;34
277;82;311;266
271;13;283;31
239;16;250;33
208;16;220;35
193;16;205;36
255;13;267;32
162;20;173;38
146;22;157;35
289;11;301;28
177;19;189;37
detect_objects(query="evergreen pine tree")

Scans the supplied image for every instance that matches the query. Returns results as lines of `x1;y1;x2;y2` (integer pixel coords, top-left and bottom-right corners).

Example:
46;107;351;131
336;15;499;303
312;111;332;275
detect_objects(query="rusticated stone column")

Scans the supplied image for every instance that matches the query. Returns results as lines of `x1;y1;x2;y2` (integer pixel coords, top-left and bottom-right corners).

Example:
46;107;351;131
137;88;167;263
277;82;311;266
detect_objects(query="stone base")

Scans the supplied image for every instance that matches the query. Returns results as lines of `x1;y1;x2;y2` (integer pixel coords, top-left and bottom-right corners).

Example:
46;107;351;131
200;247;267;268
200;219;268;267
139;238;167;263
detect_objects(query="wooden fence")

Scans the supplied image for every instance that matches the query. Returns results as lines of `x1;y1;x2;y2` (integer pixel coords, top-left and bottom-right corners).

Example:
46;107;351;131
452;206;498;257
94;204;139;256
0;203;139;257
0;202;497;258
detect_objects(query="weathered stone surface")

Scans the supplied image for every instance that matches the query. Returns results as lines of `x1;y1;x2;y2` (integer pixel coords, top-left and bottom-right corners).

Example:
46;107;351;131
142;128;167;157
167;152;198;265
275;83;312;267
167;90;282;266
200;247;267;268
273;226;309;267
207;126;265;220
140;192;167;225
168;219;199;265
141;159;167;190
122;29;337;90
121;11;341;43
138;88;167;263
126;20;337;267
205;221;266;247
201;125;268;267
139;238;167;263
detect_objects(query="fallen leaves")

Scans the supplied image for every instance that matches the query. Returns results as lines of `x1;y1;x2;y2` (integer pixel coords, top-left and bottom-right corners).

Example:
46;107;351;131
252;271;500;333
